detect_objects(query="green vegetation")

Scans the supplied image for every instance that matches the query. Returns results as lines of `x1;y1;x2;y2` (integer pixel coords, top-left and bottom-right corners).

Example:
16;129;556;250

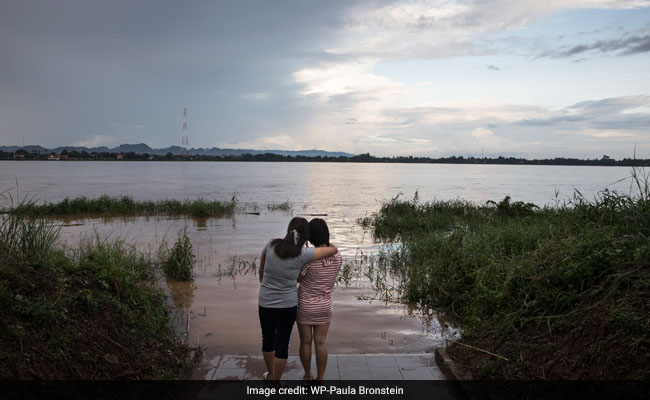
267;200;292;212
5;195;236;218
0;215;195;379
162;228;196;281
359;170;650;379
3;148;649;166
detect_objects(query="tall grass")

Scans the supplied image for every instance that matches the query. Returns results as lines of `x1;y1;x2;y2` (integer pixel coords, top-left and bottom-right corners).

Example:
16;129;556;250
5;195;237;218
161;228;195;281
0;215;194;379
0;216;60;265
360;169;650;379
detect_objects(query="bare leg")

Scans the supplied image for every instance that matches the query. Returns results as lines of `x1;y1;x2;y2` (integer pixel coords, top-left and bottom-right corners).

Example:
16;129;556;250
313;323;330;381
262;351;275;380
298;323;313;380
273;357;288;381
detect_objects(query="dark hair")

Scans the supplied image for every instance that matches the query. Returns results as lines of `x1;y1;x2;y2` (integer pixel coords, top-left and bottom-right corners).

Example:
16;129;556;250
308;218;329;247
270;217;310;259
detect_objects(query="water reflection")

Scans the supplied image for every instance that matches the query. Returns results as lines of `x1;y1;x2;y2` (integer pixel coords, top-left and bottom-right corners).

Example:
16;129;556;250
49;211;448;356
193;216;208;230
166;278;197;311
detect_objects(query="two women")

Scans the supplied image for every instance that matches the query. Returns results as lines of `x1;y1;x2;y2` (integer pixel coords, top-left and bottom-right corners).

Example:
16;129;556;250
257;217;338;382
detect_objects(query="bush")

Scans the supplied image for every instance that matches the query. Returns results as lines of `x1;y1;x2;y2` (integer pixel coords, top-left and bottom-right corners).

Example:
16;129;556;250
163;228;195;281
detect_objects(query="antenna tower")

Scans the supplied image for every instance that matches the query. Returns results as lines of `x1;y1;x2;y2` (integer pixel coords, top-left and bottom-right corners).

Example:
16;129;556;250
181;108;189;157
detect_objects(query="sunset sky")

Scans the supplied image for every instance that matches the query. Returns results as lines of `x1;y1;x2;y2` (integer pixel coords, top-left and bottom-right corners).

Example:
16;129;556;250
1;0;649;158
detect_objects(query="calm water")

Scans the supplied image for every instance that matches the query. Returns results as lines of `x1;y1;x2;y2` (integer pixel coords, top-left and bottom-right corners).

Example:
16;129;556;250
0;161;635;213
0;161;636;372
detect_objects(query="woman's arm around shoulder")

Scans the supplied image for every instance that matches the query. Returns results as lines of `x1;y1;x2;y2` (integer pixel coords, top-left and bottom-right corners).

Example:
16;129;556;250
312;244;338;261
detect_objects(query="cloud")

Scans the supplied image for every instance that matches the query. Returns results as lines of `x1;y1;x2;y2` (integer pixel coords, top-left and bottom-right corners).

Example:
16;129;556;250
326;0;650;60
72;135;119;148
241;92;271;101
519;95;650;128
219;135;297;150
472;127;494;138
293;60;406;101
539;33;650;58
360;134;399;143
293;59;410;128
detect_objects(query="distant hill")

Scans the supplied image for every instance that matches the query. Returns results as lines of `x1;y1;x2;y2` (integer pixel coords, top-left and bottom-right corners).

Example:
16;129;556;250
0;143;354;158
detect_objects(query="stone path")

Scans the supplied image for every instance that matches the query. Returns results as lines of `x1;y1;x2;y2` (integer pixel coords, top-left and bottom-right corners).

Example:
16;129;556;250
205;353;446;381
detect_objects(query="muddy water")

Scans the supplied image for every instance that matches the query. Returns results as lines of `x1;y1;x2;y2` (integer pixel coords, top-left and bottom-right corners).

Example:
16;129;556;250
56;212;452;371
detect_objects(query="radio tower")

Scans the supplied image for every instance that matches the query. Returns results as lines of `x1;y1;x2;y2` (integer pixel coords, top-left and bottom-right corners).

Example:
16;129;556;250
181;108;189;158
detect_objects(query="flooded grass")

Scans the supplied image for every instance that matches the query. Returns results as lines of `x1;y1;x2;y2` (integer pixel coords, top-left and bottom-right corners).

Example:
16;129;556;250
4;195;237;218
0;215;195;379
2;194;303;218
359;170;650;379
266;200;292;212
161;228;196;281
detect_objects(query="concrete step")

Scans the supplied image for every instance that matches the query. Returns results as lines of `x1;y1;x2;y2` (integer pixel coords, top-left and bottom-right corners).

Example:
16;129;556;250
205;353;446;381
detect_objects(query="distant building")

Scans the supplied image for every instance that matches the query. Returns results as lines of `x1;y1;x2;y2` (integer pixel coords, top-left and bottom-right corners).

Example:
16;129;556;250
48;153;60;160
60;154;69;160
116;153;124;159
13;153;24;159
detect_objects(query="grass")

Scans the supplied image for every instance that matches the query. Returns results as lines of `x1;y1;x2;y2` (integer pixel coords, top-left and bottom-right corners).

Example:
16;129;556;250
359;169;650;379
4;195;237;218
266;200;292;212
2;193;297;217
0;215;196;379
162;228;195;281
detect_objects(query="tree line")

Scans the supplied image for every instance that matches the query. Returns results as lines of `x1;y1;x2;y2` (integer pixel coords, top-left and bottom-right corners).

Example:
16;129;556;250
1;149;648;166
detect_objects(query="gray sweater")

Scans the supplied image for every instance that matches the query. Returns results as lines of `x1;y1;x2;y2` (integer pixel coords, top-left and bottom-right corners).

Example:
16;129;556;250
258;240;315;308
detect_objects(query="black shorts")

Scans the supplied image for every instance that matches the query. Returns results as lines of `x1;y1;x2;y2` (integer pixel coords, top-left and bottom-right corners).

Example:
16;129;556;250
258;305;297;359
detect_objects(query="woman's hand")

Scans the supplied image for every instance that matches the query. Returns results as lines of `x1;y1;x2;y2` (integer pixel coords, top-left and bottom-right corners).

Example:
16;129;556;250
313;244;337;261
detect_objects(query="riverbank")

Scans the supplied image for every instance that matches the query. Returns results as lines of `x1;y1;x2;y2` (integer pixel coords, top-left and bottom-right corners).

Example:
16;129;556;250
0;216;196;379
359;171;650;379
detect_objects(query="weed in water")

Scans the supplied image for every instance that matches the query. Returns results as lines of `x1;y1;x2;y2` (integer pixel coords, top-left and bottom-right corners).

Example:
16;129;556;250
163;228;195;281
267;200;292;212
4;195;237;218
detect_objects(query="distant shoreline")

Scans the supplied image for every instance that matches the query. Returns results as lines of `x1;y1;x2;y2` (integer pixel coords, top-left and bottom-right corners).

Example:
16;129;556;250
1;153;648;167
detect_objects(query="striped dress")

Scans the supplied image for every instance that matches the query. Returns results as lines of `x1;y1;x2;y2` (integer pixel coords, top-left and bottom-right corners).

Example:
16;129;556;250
297;252;342;325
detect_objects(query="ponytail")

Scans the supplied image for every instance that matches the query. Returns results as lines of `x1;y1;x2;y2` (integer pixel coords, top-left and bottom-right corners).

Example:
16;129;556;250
270;217;309;259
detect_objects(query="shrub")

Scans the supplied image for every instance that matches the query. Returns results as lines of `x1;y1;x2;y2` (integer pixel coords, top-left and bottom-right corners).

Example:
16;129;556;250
163;228;195;281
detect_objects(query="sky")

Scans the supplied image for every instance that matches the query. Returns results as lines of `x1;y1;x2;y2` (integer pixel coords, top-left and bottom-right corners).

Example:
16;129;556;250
1;0;649;159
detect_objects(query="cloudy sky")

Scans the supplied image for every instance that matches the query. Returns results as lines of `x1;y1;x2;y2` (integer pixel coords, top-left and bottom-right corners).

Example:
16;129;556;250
1;0;649;158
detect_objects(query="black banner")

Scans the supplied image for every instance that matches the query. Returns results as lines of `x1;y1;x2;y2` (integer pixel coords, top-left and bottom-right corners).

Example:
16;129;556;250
2;380;649;400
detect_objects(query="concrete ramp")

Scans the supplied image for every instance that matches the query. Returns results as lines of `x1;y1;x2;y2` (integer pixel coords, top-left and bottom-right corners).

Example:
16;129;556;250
204;353;446;381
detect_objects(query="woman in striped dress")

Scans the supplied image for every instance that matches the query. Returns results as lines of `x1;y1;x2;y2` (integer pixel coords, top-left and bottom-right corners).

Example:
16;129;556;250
297;218;342;381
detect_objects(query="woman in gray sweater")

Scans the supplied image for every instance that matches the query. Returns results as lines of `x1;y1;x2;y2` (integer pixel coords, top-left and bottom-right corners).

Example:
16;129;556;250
258;217;338;382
